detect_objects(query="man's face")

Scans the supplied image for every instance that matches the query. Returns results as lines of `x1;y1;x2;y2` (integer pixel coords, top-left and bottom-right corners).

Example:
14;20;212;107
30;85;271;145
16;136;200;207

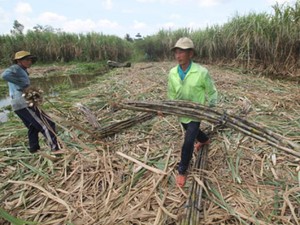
174;48;193;66
19;58;33;68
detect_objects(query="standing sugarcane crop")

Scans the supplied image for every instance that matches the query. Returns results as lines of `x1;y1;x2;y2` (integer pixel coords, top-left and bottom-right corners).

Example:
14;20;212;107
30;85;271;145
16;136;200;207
1;51;62;154
167;37;218;187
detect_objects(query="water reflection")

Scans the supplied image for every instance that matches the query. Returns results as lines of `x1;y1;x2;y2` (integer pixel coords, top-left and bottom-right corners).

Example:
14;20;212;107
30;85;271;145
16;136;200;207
30;74;97;94
0;97;10;108
0;73;98;122
0;110;9;122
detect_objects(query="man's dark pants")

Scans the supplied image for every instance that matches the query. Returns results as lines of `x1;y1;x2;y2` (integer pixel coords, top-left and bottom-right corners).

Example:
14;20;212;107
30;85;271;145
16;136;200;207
178;121;209;175
15;107;59;152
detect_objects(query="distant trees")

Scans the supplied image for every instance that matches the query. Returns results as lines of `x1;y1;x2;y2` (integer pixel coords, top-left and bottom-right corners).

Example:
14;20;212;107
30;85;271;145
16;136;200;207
10;20;61;35
11;20;24;35
32;24;61;33
124;33;144;42
124;34;133;42
135;33;143;40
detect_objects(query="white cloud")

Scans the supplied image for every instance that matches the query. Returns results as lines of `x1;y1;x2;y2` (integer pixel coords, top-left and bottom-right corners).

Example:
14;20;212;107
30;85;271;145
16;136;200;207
38;12;67;23
0;7;9;23
132;20;147;29
62;19;119;33
160;22;176;30
135;0;225;7
136;0;161;2
169;13;181;20
122;9;134;14
37;13;119;34
135;0;180;3
102;0;113;9
63;19;97;33
197;0;222;7
97;19;119;28
15;2;32;14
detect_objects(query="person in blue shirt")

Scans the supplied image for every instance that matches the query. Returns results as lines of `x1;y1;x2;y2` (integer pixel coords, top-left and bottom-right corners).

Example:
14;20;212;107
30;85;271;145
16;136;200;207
1;51;61;153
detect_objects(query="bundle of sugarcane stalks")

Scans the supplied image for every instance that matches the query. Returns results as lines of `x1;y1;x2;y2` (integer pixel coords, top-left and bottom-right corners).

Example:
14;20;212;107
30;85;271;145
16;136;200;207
178;144;209;225
117;100;300;158
75;102;156;138
96;112;156;138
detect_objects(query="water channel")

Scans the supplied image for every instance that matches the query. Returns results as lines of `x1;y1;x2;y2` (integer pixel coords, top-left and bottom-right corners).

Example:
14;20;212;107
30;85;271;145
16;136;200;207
0;73;98;122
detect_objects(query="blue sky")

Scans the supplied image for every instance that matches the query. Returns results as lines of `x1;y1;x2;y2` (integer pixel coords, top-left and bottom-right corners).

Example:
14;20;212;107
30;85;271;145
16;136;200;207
0;0;296;38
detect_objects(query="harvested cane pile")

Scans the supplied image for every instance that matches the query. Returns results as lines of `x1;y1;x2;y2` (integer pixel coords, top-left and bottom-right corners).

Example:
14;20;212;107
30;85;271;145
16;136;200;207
117;100;300;157
115;99;300;224
0;62;299;225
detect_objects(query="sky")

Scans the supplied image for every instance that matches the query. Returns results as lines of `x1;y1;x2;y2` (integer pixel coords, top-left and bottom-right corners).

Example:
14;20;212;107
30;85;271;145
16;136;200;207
0;0;297;38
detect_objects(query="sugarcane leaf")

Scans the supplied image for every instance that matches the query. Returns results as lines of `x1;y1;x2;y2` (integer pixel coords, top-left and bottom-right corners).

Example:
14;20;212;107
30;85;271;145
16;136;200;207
0;207;37;225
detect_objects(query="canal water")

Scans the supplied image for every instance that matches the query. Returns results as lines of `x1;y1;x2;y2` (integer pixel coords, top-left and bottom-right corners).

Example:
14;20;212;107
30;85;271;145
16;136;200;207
0;73;98;122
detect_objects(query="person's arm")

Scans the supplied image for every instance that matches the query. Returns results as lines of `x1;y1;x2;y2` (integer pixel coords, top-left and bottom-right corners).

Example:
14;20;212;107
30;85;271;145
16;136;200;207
2;67;30;89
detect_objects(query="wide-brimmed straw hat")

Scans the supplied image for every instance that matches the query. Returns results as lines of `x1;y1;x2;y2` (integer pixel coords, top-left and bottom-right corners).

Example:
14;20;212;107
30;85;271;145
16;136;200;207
171;37;194;51
13;51;37;63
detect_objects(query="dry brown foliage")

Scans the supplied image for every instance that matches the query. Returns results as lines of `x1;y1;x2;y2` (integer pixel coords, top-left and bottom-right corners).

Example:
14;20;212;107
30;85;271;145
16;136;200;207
0;62;299;225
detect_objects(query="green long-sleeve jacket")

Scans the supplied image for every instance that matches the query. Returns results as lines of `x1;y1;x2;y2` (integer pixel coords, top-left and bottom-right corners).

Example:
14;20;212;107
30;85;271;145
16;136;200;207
167;62;218;123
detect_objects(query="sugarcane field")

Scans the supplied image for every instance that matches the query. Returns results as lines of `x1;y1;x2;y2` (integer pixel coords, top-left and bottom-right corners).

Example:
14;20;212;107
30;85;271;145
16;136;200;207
0;60;299;225
1;2;300;224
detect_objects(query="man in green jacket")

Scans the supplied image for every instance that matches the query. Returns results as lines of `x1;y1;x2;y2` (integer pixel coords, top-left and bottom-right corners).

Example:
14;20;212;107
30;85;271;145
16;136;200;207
168;37;218;187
